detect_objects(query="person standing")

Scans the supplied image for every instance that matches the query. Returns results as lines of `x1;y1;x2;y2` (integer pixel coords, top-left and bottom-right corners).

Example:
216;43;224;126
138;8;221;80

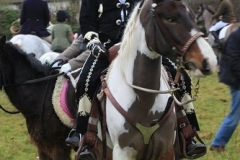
210;26;240;152
51;10;73;53
19;0;51;43
210;0;236;48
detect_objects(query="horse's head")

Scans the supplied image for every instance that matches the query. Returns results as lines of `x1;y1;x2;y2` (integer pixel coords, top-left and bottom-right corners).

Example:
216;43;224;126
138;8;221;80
195;4;205;24
195;4;216;26
0;35;48;88
139;0;217;77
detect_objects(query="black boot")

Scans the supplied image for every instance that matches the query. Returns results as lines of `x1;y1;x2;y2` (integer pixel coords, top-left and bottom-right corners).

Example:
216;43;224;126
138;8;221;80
186;139;207;159
65;129;81;148
77;147;97;160
210;31;221;48
65;114;89;148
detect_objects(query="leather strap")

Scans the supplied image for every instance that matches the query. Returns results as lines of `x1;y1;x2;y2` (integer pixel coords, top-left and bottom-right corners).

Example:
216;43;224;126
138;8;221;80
101;75;174;129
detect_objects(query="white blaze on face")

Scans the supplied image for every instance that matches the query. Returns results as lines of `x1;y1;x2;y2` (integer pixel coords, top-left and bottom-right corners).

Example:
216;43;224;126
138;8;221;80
188;29;218;77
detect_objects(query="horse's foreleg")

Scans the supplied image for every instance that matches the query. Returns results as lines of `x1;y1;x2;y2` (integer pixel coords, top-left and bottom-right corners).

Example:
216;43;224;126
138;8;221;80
51;146;72;160
157;146;175;160
38;151;52;160
112;144;137;160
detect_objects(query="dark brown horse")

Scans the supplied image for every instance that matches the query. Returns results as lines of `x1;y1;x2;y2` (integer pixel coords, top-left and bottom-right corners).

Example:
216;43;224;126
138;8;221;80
0;35;77;160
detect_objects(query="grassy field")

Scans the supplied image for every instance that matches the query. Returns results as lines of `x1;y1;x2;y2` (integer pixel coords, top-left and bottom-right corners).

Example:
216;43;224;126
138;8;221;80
0;73;240;160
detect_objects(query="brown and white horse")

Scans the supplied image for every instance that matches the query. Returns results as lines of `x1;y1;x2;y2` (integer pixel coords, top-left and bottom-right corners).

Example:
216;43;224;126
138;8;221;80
104;0;217;160
195;4;239;61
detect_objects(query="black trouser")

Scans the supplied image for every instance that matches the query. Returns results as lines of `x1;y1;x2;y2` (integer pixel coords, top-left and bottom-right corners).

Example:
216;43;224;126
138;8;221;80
162;57;200;131
75;52;109;135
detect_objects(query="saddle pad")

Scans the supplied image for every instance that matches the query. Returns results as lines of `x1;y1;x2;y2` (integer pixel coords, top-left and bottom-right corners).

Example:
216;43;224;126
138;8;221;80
52;75;75;128
219;25;231;40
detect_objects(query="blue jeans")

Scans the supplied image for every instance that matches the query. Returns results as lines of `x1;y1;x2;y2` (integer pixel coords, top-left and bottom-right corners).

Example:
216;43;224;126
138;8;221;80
211;87;240;147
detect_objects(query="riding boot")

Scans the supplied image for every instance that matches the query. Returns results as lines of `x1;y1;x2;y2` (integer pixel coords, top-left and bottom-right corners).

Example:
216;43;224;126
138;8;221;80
65;113;89;148
210;31;221;48
186;138;207;158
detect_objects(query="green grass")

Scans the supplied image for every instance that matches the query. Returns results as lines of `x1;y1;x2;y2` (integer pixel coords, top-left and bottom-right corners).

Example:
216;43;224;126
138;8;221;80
0;91;38;160
1;73;240;159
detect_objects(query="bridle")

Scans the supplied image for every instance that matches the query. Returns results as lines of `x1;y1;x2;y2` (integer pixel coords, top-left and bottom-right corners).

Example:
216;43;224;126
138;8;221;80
151;1;204;58
127;0;201;103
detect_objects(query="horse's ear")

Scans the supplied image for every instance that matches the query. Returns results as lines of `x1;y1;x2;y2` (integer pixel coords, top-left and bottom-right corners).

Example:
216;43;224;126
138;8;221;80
28;53;36;57
0;35;7;46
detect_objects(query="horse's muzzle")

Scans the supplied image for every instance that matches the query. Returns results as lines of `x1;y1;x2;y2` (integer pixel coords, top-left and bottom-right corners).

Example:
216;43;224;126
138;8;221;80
200;58;211;75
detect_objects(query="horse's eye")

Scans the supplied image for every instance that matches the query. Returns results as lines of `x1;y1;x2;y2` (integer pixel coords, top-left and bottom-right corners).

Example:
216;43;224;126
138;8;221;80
167;17;177;23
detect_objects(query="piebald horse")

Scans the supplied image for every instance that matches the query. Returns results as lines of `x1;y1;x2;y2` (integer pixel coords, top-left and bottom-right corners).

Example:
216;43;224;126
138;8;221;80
103;0;217;160
195;4;239;61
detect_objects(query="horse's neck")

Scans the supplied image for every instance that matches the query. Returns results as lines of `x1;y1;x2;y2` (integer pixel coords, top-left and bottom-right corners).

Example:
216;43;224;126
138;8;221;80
131;53;161;90
203;13;216;32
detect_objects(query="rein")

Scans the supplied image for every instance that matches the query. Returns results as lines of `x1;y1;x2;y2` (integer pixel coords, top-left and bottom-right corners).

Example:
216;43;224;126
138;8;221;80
0;104;20;114
121;66;179;94
1;72;64;87
0;71;63;115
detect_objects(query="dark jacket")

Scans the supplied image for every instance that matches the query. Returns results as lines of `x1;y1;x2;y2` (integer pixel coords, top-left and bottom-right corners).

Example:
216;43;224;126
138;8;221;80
212;0;236;23
19;0;50;37
219;27;240;89
80;0;140;49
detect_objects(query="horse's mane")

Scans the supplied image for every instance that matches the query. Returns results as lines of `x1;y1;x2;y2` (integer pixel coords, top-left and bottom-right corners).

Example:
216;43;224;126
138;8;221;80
5;42;49;74
117;1;143;70
120;2;141;54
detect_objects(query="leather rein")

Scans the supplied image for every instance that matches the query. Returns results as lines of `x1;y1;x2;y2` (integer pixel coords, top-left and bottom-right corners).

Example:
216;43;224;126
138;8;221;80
0;71;63;114
1;72;63;87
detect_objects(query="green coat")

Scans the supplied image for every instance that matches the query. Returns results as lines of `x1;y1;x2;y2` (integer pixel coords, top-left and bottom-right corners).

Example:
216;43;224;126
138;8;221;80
51;23;73;52
212;0;236;23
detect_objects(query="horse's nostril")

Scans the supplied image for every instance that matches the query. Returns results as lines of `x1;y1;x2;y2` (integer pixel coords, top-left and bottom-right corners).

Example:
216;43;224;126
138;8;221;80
201;59;211;74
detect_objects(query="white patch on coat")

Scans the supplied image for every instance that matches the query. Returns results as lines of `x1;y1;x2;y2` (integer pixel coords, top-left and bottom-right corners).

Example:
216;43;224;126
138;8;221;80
189;29;218;77
98;4;103;18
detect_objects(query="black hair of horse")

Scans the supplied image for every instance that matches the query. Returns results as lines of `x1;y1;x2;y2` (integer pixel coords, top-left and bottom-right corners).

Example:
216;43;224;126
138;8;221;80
0;35;75;160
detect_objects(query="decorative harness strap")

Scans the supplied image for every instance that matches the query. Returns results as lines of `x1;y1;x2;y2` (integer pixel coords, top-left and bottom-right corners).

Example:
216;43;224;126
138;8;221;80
100;75;175;145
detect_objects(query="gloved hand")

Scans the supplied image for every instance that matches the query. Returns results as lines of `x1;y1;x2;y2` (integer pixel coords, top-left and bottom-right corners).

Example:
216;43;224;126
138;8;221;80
87;40;107;58
84;31;107;58
60;63;72;73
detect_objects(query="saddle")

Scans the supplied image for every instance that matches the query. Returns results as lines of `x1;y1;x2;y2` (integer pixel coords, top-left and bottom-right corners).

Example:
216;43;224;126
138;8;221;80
52;69;81;128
